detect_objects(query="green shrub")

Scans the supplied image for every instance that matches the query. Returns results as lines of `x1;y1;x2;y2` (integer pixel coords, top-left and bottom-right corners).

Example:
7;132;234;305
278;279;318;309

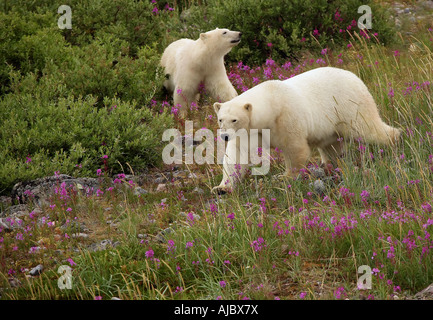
0;1;179;195
196;0;396;65
0;10;59;94
0;88;174;194
58;0;180;55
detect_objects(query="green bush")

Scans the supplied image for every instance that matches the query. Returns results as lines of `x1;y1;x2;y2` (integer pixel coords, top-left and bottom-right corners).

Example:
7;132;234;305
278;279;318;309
0;2;175;195
197;0;396;65
0;5;168;104
0;88;174;194
0;10;58;94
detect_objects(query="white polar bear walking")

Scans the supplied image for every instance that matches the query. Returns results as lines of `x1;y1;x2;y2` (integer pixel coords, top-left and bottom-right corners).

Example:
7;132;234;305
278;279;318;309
160;28;242;118
213;67;401;193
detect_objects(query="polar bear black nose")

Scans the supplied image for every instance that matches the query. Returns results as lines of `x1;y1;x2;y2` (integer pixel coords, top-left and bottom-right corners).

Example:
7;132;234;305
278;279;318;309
221;133;230;141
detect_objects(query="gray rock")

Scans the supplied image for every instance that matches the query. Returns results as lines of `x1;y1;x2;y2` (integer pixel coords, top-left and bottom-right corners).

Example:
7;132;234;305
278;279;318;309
313;179;326;195
8;277;22;288
88;239;120;252
154;176;166;184
298;209;309;217
29;264;44;276
0;196;12;206
134;187;148;196
60;220;88;233
1;204;29;218
193;187;205;194
420;0;433;10
28;246;42;253
415;283;433;300
310;167;325;179
11;174;101;206
156;184;167;192
156;227;174;243
179;212;201;221
0;217;24;232
71;233;89;239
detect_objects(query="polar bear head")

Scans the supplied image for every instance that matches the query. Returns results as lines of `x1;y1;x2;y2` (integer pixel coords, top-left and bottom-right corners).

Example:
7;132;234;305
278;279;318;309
214;101;252;141
199;28;242;55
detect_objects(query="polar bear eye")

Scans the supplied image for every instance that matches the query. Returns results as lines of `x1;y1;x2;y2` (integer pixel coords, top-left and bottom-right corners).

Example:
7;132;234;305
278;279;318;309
232;119;237;123
222;31;227;35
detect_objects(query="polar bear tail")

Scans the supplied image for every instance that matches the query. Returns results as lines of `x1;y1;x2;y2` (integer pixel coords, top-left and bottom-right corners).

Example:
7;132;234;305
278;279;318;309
365;121;402;147
383;125;402;146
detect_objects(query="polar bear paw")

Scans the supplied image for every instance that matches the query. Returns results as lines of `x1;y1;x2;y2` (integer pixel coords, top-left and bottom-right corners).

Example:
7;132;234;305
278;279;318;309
211;185;232;195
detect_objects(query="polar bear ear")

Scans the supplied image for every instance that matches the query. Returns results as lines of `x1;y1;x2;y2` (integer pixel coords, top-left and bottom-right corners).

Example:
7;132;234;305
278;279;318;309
244;103;252;112
213;102;222;114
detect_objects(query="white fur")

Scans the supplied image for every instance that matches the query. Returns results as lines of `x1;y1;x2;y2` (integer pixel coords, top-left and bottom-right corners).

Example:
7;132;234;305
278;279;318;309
213;67;401;192
161;28;241;118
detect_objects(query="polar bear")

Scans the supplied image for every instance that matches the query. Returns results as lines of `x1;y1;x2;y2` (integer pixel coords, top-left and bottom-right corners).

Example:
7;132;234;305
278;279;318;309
212;67;401;193
160;28;242;118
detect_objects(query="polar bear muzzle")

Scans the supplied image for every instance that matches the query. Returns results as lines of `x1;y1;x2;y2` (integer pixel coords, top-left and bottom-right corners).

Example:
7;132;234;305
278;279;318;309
231;32;242;43
221;132;230;141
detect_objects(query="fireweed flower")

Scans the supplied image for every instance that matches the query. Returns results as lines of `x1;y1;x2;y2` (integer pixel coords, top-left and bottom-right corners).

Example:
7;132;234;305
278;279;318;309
251;237;266;252
259;198;266;213
145;249;154;259
67;258;76;266
334;287;346;299
167;239;176;255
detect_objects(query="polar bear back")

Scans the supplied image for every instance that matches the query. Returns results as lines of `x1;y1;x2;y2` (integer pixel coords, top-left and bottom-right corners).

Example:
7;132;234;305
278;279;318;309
222;67;396;145
281;67;381;138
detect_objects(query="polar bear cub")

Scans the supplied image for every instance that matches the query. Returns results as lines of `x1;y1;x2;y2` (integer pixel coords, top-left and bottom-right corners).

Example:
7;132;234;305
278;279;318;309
213;67;401;193
161;28;242;118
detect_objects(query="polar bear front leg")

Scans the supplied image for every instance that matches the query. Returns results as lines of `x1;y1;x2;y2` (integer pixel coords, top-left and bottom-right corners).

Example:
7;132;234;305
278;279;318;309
206;73;238;103
212;138;249;194
173;85;198;119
